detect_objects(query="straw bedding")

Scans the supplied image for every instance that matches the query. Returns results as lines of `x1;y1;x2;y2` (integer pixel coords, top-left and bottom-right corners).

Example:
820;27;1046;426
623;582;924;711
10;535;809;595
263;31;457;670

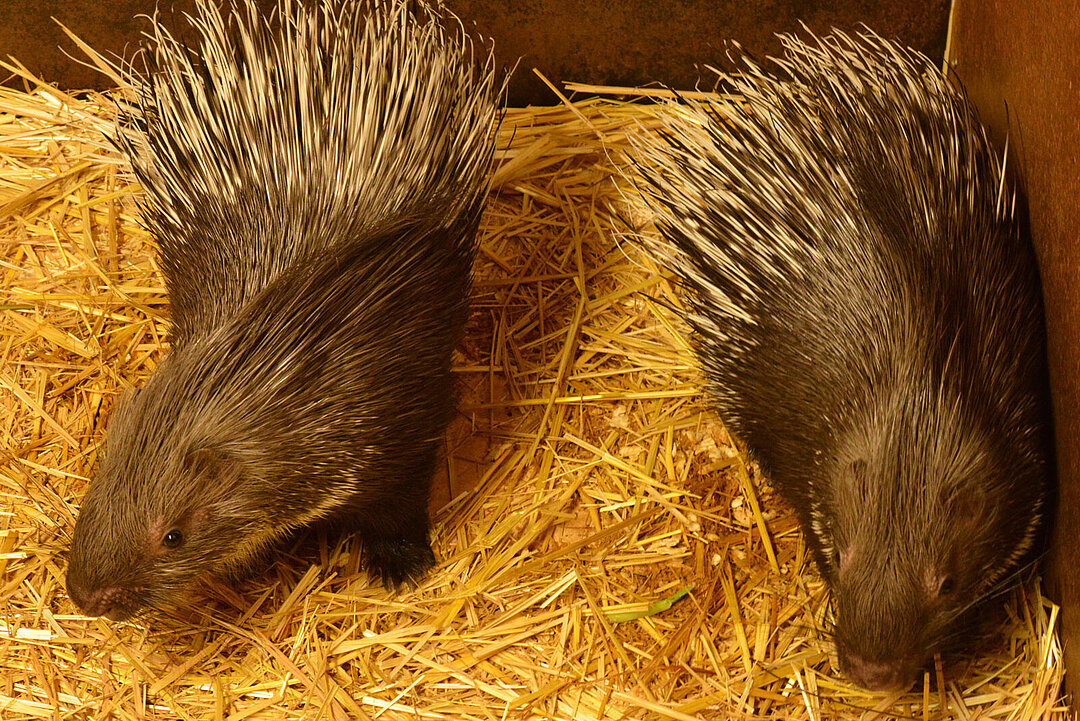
0;63;1066;720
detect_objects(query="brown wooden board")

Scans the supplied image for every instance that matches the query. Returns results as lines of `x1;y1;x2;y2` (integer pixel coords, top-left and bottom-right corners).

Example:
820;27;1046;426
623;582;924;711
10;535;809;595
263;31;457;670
948;0;1080;710
0;0;948;106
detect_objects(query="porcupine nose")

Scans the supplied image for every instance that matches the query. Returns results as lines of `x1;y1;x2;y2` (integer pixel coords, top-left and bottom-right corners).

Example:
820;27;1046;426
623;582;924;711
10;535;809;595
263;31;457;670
840;649;916;692
66;577;128;621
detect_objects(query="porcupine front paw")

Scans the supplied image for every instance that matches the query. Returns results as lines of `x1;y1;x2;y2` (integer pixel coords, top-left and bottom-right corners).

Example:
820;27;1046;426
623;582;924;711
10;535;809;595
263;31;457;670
362;536;436;590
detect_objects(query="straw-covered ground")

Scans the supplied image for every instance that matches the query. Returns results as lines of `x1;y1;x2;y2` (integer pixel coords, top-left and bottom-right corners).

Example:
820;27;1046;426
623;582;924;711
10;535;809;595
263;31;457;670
0;61;1067;720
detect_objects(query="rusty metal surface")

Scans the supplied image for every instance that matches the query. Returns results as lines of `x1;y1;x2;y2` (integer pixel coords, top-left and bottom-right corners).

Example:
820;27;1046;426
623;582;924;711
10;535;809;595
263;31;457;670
949;0;1080;708
1;0;948;104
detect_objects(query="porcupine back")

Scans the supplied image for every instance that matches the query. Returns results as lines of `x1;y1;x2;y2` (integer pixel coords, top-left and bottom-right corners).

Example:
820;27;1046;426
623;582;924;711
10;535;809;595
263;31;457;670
65;0;502;621
118;0;498;346
630;30;1052;690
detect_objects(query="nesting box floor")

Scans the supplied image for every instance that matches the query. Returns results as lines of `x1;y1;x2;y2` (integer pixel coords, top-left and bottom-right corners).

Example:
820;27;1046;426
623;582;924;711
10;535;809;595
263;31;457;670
0;72;1065;720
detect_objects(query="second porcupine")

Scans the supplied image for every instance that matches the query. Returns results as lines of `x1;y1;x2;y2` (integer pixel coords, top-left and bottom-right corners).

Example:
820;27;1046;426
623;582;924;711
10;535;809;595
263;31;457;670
630;31;1053;690
64;0;502;621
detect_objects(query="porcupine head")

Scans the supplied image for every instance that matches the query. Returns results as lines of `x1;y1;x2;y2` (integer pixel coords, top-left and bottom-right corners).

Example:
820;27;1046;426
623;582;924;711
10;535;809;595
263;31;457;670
66;363;262;621
810;379;1046;692
65;0;502;621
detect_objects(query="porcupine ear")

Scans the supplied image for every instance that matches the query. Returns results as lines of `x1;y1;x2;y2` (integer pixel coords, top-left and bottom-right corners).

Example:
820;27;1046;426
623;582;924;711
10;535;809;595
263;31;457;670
940;483;991;536
944;475;983;508
183;447;244;492
847;459;869;487
835;457;871;499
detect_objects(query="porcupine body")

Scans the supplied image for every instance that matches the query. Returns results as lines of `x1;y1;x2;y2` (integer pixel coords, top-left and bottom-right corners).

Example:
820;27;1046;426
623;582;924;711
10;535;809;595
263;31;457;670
65;0;501;621
631;31;1052;690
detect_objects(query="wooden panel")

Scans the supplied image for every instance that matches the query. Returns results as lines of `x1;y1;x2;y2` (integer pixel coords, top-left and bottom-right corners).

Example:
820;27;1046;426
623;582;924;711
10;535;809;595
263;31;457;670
949;0;1080;708
0;0;948;105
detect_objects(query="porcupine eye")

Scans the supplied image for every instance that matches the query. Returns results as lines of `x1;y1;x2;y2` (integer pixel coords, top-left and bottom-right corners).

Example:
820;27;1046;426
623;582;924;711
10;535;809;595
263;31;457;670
937;576;955;597
162;529;184;549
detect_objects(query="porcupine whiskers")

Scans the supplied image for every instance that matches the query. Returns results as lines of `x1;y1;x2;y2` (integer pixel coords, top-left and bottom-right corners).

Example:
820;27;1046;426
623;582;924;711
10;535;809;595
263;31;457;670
66;0;505;622
627;27;1052;692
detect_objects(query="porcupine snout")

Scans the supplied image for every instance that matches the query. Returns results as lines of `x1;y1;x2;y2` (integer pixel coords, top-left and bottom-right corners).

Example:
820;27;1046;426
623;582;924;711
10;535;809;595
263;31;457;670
66;580;130;621
838;647;918;693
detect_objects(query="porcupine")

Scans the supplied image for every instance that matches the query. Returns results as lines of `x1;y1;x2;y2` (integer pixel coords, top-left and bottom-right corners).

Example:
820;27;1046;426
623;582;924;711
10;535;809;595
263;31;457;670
64;0;502;621
629;30;1052;690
